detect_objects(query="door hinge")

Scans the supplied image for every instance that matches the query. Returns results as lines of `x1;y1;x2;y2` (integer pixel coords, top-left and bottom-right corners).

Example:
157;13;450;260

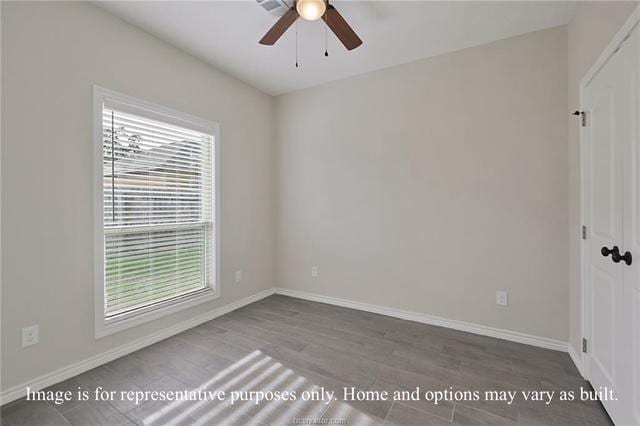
582;225;587;240
573;110;586;127
582;338;588;353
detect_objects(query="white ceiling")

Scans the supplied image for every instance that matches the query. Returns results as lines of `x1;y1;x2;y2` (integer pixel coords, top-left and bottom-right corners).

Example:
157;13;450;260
96;1;576;95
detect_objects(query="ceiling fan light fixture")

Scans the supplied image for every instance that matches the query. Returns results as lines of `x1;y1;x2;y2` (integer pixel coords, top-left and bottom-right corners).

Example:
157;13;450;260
296;0;326;21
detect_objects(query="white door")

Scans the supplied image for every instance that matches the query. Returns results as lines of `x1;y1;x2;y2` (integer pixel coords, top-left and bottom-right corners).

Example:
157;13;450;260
620;26;640;426
583;24;639;426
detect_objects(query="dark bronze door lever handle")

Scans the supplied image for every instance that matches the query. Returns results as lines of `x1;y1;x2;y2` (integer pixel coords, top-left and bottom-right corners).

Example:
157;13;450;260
612;250;633;266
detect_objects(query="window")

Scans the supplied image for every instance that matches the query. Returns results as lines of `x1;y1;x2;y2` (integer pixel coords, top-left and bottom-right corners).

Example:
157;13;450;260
94;87;219;337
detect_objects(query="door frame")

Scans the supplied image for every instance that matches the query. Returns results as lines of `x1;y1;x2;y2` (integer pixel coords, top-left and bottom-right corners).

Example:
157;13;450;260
579;5;640;379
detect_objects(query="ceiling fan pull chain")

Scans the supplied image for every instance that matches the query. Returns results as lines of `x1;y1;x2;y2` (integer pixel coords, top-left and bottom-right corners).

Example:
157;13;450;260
324;15;329;57
295;21;299;68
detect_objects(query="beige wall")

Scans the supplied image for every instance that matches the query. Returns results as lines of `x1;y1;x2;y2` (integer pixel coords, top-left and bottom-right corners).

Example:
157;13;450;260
567;1;637;355
1;2;276;390
276;27;569;341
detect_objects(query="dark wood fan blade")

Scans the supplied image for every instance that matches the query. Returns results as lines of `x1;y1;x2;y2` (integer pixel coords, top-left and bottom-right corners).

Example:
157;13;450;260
259;8;299;45
322;5;363;50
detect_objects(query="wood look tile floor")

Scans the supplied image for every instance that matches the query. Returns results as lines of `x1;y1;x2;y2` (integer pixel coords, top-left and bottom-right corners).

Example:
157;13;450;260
1;295;612;426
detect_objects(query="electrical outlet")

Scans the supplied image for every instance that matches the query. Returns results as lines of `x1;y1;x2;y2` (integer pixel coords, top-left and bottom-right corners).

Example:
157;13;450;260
496;290;508;307
235;270;242;283
22;325;39;348
311;266;318;278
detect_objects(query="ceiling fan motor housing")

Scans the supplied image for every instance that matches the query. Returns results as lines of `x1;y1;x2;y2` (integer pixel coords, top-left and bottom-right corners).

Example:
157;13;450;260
256;0;290;18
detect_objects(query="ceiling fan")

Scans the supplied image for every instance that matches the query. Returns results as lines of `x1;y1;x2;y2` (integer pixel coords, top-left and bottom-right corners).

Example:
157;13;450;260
259;0;363;51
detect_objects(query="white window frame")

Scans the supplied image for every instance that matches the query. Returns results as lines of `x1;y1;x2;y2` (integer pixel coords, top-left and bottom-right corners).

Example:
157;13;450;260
93;86;220;338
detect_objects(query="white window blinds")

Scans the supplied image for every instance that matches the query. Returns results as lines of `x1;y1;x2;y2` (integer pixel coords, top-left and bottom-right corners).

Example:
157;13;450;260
102;104;215;319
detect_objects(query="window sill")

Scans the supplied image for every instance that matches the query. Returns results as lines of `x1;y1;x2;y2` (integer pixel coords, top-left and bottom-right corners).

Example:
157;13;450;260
95;287;218;339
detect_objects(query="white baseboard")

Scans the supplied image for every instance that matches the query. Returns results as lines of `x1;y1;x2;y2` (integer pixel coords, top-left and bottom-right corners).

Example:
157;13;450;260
275;288;569;352
1;286;575;407
568;345;585;378
0;288;276;406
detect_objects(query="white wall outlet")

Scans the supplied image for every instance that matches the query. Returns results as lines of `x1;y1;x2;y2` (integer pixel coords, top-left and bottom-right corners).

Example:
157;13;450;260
235;270;242;283
22;324;39;348
311;266;318;278
496;290;508;306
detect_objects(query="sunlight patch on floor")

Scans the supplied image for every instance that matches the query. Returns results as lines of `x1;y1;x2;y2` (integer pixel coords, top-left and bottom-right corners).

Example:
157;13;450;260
139;349;365;425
